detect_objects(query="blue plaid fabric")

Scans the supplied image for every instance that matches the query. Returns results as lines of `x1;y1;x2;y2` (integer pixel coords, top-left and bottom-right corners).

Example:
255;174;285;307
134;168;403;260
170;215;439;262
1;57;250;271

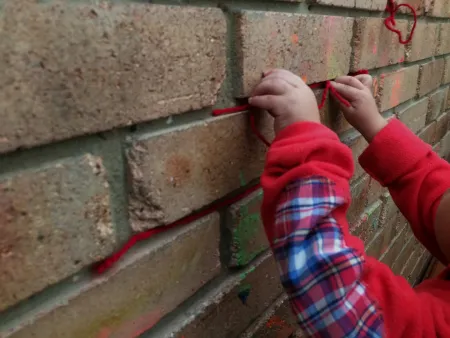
272;176;383;337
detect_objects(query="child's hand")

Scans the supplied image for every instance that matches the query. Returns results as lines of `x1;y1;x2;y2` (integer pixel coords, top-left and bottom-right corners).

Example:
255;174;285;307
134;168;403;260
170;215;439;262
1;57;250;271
249;69;320;135
331;75;387;142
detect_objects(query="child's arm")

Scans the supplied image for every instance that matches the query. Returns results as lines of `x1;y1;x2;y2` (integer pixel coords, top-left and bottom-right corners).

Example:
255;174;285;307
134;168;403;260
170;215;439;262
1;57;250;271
332;76;450;265
250;70;442;337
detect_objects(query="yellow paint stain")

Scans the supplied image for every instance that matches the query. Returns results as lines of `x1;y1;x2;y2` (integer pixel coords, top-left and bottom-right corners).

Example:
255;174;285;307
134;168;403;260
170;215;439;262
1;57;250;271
291;33;299;45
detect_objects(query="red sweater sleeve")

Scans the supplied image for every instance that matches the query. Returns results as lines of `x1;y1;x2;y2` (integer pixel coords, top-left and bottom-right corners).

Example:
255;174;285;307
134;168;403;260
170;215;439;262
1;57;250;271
359;118;450;264
261;121;447;337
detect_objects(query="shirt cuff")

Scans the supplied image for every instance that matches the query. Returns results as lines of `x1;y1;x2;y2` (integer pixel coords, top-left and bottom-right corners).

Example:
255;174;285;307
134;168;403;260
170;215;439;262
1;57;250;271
358;118;431;185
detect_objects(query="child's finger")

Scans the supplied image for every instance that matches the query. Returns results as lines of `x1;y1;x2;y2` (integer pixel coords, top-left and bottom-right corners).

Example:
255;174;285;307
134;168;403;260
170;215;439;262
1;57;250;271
251;78;289;97
354;74;373;91
263;69;305;87
330;81;360;101
334;76;366;90
248;95;281;113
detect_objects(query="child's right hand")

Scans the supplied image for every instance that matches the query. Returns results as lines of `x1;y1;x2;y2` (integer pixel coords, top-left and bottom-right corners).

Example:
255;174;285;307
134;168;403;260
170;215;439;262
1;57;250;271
331;75;387;142
249;69;320;135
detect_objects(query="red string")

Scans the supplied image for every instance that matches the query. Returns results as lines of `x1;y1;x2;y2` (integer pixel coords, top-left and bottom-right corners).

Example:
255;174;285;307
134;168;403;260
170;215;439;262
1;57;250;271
94;184;261;273
384;0;417;44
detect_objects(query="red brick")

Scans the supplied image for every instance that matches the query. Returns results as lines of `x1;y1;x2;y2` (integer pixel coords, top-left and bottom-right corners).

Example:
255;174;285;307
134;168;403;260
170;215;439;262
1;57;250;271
367;177;387;206
418;59;446;96
440;131;450;158
315;89;353;135
240;294;303;338
377;66;420;111
313;0;385;9
438;24;450;54
428;87;448;122
401;244;425;281
170;252;283;338
351;18;407;71
436;112;449;141
341;131;368;181
234;11;353;96
0;2;226;154
410;252;432;285
380;225;411;267
418;121;437;145
0;155;115;311
395;98;428;133
405;22;439;61
10;214;221;338
351;200;383;244
366;227;388;258
127;113;273;231
429;0;450;17
399;0;431;14
226;189;269;267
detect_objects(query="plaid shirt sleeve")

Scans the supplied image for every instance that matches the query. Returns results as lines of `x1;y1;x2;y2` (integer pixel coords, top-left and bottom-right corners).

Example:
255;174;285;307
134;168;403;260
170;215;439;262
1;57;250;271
272;176;383;337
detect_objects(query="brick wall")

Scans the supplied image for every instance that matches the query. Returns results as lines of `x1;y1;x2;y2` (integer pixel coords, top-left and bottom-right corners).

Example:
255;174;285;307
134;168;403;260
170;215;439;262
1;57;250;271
0;0;448;337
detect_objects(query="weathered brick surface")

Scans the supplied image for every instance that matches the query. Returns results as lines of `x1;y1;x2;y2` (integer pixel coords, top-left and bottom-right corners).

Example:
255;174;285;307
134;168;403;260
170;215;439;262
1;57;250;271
351;200;383;244
391;235;418;274
396;98;428;133
410;252;432;285
348;175;371;225
352;18;407;71
315;89;353;135
226;189;269;267
377;66;420;111
444;57;450;84
440;131;450;158
235;11;353;96
0;2;226;154
341;132;368;181
406;23;439;61
427;87;448;122
429;0;450;17
401;244;425;280
400;0;431;14
11;214;221;338
127;113;273;231
240;294;303;338
418;59;446;96
436;112;449;141
170;253;283;338
380;224;411;266
0;155;114;312
313;0;385;10
438;24;450;55
418;121;437;145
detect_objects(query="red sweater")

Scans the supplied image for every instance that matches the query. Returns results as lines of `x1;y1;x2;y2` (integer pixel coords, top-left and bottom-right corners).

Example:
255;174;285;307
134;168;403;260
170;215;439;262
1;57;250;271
261;118;450;337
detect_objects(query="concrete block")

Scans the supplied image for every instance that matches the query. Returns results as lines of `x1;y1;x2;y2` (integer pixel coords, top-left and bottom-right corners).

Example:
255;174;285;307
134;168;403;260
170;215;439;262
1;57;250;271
352;18;407;71
234;11;353;96
406;22;439;61
396;98;428;133
10;214;221;338
377;66;420;111
0;1;226;154
418;59;446;96
0;155;115;311
226;189;269;267
127;113;273;231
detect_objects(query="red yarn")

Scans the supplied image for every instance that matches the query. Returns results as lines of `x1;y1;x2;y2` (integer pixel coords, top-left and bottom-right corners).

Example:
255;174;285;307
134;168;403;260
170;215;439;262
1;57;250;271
94;184;261;274
384;0;417;44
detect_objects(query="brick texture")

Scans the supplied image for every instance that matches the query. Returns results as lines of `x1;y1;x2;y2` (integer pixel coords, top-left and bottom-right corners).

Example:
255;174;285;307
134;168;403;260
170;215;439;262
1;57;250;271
312;0;385;10
377;66;420;111
418;59;446;96
341;131;368;181
0;2;226;154
226;189;269;267
352;18;407;71
400;0;431;14
396;98;428;133
428;87;448;122
10;214;220;338
438;24;450;55
419;121;437;145
235;11;353;96
351;200;383;244
406;22;439;61
436;112;449;141
429;0;450;17
127;113;273;231
444;56;450;84
0;155;115;312
170;253;283;338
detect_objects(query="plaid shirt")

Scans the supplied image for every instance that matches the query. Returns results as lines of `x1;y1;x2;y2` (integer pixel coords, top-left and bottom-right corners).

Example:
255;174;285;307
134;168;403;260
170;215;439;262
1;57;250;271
272;176;383;337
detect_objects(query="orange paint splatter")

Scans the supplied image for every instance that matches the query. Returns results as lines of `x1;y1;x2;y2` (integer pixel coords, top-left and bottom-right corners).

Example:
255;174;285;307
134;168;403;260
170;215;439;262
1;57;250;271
266;315;286;328
291;33;299;45
301;75;308;83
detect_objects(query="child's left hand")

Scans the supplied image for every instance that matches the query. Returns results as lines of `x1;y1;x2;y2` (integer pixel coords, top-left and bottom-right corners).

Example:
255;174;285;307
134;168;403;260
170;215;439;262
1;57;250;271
249;69;320;135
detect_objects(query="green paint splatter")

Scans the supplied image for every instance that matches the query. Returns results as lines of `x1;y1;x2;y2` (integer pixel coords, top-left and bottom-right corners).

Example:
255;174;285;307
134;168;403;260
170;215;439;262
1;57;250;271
239;171;247;187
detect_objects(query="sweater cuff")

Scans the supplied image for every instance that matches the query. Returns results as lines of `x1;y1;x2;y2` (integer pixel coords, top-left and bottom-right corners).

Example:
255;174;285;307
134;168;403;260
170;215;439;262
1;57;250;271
359;119;431;185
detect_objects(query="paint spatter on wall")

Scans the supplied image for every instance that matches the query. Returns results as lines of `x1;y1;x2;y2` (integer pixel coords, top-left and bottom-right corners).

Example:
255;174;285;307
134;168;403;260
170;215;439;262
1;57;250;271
238;284;252;305
291;33;299;45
